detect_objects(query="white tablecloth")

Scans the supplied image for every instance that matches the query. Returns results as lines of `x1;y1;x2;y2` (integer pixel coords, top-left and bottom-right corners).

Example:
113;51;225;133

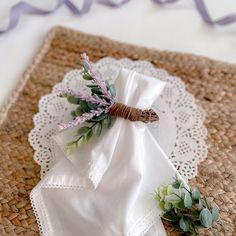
0;0;236;107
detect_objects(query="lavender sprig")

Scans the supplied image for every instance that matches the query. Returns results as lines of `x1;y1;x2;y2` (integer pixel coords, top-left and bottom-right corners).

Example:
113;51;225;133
81;53;113;100
55;87;110;107
58;108;105;131
57;53;116;152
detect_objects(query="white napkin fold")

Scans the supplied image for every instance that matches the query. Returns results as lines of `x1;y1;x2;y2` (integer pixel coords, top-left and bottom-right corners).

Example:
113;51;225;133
31;69;185;236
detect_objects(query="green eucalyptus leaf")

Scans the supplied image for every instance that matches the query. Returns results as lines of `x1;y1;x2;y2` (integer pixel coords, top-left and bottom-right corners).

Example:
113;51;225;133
91;114;107;122
161;212;179;222
105;115;112;128
67;96;80;104
184;191;193;208
192;188;201;201
171;221;181;230
212;206;220;222
159;201;165;212
179;216;190;232
78;126;90;135
87;102;98;110
85;129;93;141
66;141;75;155
92;88;103;95
172;179;182;189
200;208;213;228
164;201;172;211
175;200;185;209
95;122;102;137
71;110;77;117
75;107;83;116
83;74;93;80
80;100;90;112
165;194;182;204
108;84;116;98
105;80;110;88
77;136;85;147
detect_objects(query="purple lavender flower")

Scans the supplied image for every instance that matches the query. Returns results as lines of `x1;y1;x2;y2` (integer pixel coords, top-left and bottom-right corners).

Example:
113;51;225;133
58;108;106;131
55;86;110;106
81;53;113;100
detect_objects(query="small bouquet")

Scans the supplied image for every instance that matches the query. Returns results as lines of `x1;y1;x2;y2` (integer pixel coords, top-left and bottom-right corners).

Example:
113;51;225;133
154;177;226;235
56;53;158;153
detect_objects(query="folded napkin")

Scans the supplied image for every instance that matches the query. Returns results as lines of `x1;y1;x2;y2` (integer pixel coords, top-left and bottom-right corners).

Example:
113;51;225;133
31;69;185;236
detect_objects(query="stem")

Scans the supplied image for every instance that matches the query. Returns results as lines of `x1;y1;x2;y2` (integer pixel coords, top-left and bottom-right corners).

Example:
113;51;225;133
173;193;183;200
219;219;227;236
183;186;192;195
191;223;199;236
75;122;97;142
203;197;210;209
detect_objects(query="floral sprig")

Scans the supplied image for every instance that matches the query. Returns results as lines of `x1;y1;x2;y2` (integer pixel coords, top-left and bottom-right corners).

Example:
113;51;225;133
57;53;116;153
154;177;226;236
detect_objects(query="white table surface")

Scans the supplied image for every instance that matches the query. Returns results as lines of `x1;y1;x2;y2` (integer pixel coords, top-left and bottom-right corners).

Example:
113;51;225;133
0;0;236;107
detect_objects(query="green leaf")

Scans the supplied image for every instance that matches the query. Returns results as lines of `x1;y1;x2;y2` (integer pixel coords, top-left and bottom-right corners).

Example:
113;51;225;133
83;74;93;80
87;102;98;110
91;114;107;122
108;84;116;98
80;100;90;112
105;115;112;128
92;88;103;95
159;201;165;212
171;221;181;230
95;122;102;137
200;208;213;228
66;141;75;155
165;194;182;204
71;110;77;117
87;85;99;89
77;136;85;147
162;212;179;222
172;179;182;189
67;96;80;104
212;206;219;222
75;107;83;116
85;129;93;141
184;192;193;208
179;216;190;232
164;201;172;211
192;188;201;201
78;126;90;135
175;200;185;209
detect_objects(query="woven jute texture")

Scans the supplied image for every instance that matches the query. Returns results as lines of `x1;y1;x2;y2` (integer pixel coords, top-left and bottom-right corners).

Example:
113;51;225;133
0;26;235;236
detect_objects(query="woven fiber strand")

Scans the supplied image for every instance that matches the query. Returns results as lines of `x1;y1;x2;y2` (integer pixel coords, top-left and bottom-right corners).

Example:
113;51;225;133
0;27;235;236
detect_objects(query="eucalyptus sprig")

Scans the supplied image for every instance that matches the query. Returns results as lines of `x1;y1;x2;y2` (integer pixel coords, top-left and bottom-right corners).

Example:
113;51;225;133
154;177;226;236
57;53;116;154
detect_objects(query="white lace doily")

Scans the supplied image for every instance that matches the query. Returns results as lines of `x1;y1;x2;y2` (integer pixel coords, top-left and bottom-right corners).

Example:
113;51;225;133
28;57;207;180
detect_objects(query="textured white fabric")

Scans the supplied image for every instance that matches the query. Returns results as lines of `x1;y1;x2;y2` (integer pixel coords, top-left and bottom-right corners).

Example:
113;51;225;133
29;58;207;180
30;68;186;236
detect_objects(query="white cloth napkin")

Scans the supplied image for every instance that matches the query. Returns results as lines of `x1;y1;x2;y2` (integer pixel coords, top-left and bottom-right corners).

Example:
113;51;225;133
30;69;185;236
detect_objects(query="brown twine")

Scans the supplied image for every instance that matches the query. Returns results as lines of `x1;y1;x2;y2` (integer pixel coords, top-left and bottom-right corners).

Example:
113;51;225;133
110;102;159;123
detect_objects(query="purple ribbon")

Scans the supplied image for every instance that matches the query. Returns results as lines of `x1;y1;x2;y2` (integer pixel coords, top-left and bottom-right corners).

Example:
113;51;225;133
0;0;92;34
153;0;236;26
1;0;236;34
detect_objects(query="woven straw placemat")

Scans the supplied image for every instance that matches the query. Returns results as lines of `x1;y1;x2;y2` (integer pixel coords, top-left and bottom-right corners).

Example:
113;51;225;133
0;26;235;236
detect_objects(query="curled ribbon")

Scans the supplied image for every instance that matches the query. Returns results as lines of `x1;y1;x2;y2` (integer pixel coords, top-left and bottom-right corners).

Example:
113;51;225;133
1;0;236;34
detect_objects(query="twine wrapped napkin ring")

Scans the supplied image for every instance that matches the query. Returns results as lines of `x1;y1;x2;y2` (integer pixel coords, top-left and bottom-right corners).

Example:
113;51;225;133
57;53;158;152
110;103;158;123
